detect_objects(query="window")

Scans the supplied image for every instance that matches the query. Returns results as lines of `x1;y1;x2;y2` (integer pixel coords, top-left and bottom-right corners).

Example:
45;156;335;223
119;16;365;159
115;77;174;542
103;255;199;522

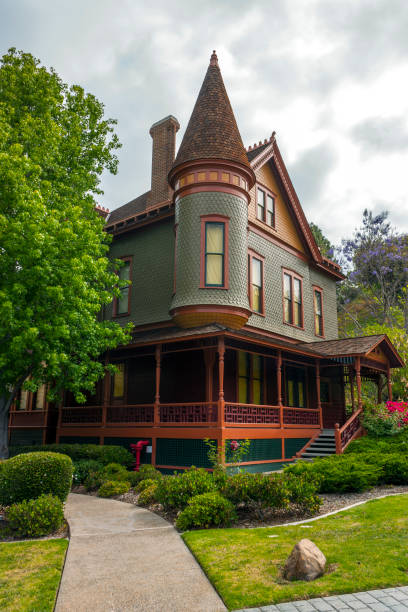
256;186;275;228
115;258;131;316
248;251;264;314
313;287;324;337
112;363;125;398
32;384;46;410
285;366;306;408
238;351;264;404
283;270;303;328
200;215;229;289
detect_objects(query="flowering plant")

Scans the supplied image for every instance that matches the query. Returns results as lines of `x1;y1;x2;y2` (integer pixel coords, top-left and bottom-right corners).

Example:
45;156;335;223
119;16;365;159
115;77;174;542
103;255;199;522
386;401;408;426
362;402;402;437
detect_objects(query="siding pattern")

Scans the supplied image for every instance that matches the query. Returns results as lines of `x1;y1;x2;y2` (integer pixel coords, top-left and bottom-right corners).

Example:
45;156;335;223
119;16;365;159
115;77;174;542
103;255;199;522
172;192;249;311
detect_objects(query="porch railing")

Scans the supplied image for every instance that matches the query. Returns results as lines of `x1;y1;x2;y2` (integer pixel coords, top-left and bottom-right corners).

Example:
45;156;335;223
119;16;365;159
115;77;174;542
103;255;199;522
60;402;321;428
334;408;363;454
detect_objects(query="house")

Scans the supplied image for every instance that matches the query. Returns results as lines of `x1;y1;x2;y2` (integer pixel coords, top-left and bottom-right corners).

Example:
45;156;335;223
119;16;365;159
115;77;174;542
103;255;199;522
9;51;404;470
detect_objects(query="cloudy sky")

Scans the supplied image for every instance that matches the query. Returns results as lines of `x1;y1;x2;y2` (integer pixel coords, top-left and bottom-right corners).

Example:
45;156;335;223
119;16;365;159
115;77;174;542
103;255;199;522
2;0;408;244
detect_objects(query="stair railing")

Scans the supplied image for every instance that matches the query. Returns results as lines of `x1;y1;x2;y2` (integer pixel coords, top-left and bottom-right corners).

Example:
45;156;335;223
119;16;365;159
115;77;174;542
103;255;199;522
334;407;363;454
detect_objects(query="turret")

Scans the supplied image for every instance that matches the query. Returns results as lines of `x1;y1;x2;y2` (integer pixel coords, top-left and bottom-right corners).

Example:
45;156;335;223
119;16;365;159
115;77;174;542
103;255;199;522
169;51;255;329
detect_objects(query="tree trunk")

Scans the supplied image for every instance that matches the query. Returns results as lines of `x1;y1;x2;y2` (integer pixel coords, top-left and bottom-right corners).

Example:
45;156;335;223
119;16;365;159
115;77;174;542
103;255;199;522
0;394;13;459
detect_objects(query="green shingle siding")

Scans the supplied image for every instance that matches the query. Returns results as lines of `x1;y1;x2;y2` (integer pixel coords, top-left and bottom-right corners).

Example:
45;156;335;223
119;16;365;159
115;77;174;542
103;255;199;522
106;219;175;326
9;429;43;446
226;438;282;462
172;192;249;311
247;230;339;341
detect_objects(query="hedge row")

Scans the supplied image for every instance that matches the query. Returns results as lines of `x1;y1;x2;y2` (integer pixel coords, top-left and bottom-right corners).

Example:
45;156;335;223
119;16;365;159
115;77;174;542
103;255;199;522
9;443;133;468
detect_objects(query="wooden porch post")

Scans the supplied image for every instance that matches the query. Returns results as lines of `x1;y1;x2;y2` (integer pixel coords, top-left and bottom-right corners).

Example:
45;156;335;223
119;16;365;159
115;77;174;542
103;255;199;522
101;356;110;442
316;359;322;429
377;374;383;404
217;337;225;429
387;364;392;401
355;356;362;410
349;366;355;412
277;350;283;428
154;344;161;426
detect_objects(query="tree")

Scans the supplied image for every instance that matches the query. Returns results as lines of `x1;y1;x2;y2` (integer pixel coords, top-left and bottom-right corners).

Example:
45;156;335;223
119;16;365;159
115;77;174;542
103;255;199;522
341;209;408;326
0;49;132;458
309;222;336;260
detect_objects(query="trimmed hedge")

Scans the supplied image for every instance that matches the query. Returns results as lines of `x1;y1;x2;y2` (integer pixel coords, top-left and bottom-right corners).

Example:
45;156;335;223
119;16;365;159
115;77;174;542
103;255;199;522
6;494;64;537
98;480;130;498
73;460;103;485
9;443;133;468
176;492;237;531
0;452;73;504
155;467;216;510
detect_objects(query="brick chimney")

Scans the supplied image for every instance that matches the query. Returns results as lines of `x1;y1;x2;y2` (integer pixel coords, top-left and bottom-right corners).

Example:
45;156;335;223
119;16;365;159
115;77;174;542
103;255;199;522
147;115;180;207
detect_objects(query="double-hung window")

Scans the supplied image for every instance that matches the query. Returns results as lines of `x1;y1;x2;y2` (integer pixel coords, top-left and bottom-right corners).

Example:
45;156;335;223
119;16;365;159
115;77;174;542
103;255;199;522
238;351;264;404
200;215;229;289
313;287;324;337
115;258;131;316
256;186;275;228
283;270;303;327
248;251;264;314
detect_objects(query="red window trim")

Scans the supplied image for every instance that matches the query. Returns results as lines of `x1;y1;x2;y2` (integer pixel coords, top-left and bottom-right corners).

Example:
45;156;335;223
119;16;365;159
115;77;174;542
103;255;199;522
248;249;265;316
282;268;304;329
312;285;325;338
200;214;229;289
113;256;132;317
173;224;178;295
256;184;276;229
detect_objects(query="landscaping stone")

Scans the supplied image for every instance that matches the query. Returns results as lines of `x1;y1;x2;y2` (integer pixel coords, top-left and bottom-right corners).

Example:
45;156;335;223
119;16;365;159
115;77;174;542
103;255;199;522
283;539;326;582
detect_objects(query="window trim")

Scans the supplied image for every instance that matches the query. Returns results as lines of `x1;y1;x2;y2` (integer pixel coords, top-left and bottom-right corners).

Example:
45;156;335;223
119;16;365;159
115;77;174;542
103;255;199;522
282;268;304;329
313;285;325;338
248;249;265;316
256;184;276;229
113;256;132;317
200;214;229;289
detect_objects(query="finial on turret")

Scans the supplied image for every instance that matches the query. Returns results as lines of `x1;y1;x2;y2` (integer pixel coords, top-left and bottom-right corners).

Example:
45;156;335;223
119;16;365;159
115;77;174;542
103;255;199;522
210;50;218;66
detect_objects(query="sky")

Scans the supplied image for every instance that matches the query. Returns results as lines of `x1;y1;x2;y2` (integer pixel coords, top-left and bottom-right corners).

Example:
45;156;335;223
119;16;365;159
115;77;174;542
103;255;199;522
1;0;408;244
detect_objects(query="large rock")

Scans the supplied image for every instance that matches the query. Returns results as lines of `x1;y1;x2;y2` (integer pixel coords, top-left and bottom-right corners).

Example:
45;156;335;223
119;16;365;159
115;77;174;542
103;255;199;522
283;538;326;581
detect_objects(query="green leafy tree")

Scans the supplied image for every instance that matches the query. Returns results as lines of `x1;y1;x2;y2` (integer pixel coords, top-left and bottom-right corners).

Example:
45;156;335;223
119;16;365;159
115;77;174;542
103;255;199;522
309;222;336;260
0;49;132;457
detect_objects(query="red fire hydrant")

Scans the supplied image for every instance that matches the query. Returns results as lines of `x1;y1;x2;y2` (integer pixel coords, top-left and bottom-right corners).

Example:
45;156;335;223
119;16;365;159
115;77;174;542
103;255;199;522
130;440;149;471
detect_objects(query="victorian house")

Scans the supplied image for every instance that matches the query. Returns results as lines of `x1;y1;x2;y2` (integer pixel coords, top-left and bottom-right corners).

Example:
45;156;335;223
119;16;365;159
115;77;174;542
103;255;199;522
9;52;403;471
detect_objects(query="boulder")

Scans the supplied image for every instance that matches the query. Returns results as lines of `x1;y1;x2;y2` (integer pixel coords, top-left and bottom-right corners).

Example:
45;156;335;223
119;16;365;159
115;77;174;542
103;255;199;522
283;538;326;581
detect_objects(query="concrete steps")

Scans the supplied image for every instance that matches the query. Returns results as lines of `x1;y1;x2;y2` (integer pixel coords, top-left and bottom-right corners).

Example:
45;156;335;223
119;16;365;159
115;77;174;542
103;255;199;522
300;429;336;459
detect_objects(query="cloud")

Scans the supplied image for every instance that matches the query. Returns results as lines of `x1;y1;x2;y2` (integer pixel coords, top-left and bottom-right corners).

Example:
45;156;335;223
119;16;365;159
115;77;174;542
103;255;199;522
351;116;408;155
288;142;338;206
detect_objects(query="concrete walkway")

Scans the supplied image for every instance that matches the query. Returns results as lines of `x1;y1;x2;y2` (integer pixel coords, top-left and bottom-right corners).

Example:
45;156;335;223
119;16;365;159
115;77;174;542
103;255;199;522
235;587;408;611
55;493;226;612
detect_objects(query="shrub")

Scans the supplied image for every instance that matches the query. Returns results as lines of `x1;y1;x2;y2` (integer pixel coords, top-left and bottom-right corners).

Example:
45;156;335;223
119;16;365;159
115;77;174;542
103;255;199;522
176;492;237;531
97;480;130;498
138;482;159;506
9;443;133;468
0;452;73;505
156;467;215;510
283;473;322;514
362;403;401;437
136;478;156;493
359;452;408;485
84;462;133;491
284;456;382;493
6;494;64;537
221;472;291;508
73;460;103;485
130;464;163;486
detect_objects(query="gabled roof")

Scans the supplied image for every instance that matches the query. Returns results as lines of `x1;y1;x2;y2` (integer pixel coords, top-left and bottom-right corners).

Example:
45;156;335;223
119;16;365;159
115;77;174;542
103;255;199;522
246;135;344;280
171;51;250;171
304;334;404;368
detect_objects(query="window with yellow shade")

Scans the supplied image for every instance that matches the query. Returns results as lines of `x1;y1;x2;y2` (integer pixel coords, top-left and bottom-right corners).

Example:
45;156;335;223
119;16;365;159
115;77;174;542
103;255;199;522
205;222;225;287
285;366;306;408
112;363;125;399
238;351;264;404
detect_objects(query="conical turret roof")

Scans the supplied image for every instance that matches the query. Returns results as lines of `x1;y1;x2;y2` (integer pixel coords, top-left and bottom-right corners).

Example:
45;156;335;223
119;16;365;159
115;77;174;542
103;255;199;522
172;51;250;171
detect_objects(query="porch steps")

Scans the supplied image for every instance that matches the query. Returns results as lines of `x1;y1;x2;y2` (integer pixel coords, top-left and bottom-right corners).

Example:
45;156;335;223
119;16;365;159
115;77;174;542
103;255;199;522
300;429;336;459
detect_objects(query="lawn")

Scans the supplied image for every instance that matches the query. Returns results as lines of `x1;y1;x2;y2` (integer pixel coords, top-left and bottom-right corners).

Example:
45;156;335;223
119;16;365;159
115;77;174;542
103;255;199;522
0;539;68;612
183;494;408;611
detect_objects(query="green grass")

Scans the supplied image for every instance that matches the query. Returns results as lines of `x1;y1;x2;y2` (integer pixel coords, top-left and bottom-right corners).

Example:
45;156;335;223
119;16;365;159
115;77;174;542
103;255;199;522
0;539;68;612
183;494;408;611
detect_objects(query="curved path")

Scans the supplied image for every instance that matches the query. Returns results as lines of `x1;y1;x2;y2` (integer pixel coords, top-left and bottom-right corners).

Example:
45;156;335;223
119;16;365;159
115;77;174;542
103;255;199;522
55;493;226;612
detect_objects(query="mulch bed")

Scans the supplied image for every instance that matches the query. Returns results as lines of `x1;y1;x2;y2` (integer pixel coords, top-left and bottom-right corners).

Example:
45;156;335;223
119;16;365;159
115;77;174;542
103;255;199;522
108;483;408;529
